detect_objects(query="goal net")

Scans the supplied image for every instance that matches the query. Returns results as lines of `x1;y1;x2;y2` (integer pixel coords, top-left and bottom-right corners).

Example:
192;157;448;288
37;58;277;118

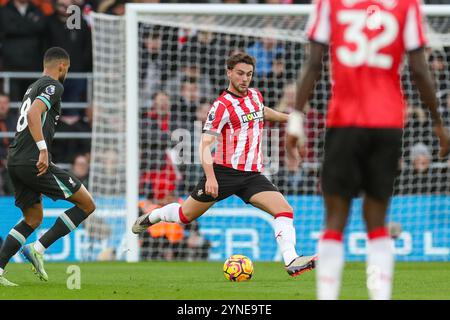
89;4;450;262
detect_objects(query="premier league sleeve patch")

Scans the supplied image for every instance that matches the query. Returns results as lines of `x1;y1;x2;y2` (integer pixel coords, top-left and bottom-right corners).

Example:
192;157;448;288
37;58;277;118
45;85;56;95
208;110;216;122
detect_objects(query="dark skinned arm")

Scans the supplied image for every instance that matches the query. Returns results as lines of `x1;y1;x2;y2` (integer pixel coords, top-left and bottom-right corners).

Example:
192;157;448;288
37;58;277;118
408;48;450;158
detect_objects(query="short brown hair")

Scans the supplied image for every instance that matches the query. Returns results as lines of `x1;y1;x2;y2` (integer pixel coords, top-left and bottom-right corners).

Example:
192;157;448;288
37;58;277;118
226;52;256;71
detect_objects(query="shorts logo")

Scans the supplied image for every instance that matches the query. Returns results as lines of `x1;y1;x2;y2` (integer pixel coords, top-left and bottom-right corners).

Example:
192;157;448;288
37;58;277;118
69;177;76;188
241;110;263;123
45;85;56;95
197;189;203;196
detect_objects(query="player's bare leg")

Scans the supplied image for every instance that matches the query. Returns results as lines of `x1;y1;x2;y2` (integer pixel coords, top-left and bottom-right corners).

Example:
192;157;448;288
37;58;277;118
316;194;351;300
363;196;393;300
0;203;43;286
249;191;316;276
23;185;95;281
132;196;215;233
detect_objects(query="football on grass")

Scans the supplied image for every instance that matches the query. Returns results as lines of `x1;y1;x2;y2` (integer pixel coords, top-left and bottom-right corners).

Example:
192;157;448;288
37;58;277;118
223;254;254;282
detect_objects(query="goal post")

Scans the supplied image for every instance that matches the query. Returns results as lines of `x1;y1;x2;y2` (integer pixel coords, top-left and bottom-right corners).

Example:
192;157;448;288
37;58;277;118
90;4;450;263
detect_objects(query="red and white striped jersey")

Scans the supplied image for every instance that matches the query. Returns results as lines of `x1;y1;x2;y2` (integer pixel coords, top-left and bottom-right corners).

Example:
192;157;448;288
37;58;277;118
307;0;427;128
203;88;265;172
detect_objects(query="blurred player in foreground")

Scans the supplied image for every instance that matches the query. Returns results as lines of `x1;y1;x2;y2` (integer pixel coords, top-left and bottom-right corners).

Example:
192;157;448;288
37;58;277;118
133;52;317;277
286;0;449;299
0;47;96;286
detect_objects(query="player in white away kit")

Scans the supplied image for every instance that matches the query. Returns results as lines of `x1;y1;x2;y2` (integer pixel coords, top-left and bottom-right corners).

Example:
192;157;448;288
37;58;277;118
286;0;450;299
133;53;317;276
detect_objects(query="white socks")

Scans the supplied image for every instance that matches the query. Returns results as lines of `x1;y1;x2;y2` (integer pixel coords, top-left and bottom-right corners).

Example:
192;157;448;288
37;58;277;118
316;230;344;300
33;241;46;255
366;228;394;300
0;267;4;276
274;213;298;265
149;203;187;224
316;228;394;300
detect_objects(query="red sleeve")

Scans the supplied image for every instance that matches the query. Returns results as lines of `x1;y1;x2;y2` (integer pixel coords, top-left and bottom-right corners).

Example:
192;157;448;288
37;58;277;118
403;0;427;52
203;100;229;136
306;0;331;45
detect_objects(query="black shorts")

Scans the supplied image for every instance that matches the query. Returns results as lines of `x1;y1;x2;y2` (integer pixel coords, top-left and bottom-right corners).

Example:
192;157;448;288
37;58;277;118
321;128;402;199
191;164;280;203
8;163;83;210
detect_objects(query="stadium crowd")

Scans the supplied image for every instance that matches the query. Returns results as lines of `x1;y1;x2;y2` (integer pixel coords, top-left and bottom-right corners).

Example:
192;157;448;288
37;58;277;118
0;0;449;201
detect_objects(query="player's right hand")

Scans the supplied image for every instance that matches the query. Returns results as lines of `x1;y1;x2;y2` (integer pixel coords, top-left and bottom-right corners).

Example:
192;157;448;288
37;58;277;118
434;125;450;158
205;177;219;198
36;149;49;176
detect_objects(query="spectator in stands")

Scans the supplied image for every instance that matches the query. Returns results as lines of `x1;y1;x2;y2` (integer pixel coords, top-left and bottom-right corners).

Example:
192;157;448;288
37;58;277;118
141;30;163;104
0;93;15;195
429;50;448;92
165;56;213;102
139;91;180;197
247;34;284;77
402;103;434;161
47;0;92;107
1;0;53;14
72;103;93;155
176;100;210;194
0;0;46;101
71;154;90;188
256;52;285;108
395;142;450;195
51;102;92;164
178;31;217;99
0;93;16;160
50;118;79;163
276;82;325;163
411;143;432;174
171;76;200;129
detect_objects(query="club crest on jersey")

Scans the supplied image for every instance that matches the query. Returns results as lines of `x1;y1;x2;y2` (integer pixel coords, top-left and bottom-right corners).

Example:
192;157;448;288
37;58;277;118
45;85;56;95
241;110;263;123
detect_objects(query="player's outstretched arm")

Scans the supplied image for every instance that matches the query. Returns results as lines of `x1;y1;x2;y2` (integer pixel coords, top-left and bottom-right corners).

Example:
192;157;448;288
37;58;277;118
27;99;49;176
199;133;219;198
409;48;450;158
264;106;289;123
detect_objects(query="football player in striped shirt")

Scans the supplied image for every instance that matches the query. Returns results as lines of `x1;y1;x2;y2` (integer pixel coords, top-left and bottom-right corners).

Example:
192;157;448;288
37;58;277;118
133;52;317;277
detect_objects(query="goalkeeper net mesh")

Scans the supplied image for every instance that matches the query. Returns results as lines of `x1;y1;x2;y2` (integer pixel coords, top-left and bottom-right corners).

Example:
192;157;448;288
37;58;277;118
89;7;450;262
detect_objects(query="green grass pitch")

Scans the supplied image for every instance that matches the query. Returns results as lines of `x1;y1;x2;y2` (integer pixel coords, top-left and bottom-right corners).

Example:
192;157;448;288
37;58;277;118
1;261;449;300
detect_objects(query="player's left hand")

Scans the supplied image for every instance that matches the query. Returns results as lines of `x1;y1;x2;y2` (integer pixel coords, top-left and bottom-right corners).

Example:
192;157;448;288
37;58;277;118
36;149;49;176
